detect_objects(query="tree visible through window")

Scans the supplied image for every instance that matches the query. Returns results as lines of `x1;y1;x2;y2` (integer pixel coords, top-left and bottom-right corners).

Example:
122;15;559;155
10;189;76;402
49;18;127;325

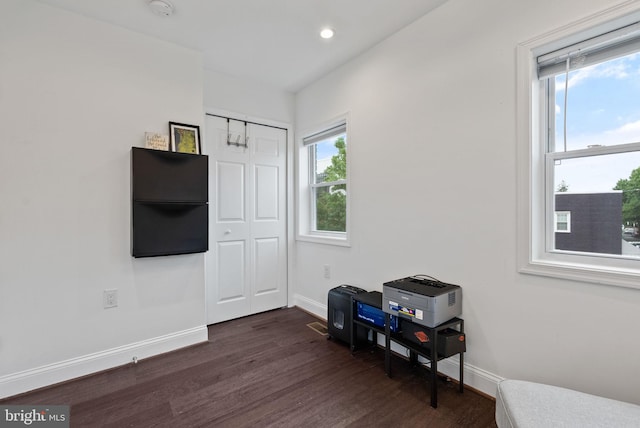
614;166;640;232
304;122;348;235
314;137;346;232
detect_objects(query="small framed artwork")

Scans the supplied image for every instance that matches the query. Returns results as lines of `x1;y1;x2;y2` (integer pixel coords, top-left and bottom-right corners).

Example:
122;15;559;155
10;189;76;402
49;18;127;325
169;122;201;155
144;132;169;151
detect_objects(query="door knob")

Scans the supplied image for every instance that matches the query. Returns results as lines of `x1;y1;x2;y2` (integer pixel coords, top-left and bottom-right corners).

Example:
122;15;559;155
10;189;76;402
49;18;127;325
224;229;232;234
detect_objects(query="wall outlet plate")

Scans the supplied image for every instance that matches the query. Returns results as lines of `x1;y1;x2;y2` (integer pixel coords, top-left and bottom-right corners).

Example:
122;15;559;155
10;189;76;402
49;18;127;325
103;289;118;308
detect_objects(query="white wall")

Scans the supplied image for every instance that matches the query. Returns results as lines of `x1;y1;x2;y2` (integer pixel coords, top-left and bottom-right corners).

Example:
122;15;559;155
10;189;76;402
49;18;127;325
294;0;640;403
0;1;207;397
203;69;294;124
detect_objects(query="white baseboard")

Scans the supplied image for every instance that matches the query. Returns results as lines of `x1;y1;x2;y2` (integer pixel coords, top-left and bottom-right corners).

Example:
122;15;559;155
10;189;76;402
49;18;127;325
435;355;503;398
378;335;502;398
293;293;327;320
0;326;208;399
2;301;503;400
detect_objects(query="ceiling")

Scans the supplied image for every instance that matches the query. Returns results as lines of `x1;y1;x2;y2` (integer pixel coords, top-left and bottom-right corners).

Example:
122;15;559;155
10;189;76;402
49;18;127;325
34;0;447;92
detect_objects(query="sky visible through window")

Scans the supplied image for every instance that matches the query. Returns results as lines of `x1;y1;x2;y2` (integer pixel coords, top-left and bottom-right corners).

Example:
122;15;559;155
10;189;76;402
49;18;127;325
554;52;640;192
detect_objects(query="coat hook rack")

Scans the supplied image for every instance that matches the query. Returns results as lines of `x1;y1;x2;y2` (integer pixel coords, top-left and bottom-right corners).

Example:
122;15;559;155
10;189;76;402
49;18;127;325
226;118;248;148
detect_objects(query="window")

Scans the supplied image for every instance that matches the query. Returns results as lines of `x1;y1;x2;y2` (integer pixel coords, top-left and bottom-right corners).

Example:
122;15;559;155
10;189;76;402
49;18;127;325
298;119;349;245
554;211;571;233
517;6;640;288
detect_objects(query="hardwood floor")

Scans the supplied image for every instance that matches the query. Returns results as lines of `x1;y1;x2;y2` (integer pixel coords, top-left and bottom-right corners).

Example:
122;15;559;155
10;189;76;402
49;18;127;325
2;308;497;427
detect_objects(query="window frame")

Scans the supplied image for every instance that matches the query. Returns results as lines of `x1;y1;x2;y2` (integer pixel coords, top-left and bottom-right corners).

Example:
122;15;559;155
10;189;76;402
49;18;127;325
554;211;571;233
297;116;350;246
516;4;640;289
308;139;347;234
545;141;640;250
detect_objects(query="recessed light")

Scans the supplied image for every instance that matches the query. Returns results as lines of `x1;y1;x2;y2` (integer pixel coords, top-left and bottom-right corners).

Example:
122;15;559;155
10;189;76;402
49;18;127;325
148;0;174;17
320;28;335;39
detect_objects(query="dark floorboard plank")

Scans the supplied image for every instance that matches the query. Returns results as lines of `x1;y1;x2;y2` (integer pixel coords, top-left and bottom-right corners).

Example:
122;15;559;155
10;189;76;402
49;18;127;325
1;307;497;427
187;350;381;427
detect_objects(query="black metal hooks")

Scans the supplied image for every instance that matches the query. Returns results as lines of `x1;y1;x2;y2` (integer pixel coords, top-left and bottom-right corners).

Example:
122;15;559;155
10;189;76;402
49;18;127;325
226;118;248;148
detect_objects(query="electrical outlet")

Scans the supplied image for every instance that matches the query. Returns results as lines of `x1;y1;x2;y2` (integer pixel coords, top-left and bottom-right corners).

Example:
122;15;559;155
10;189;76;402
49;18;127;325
323;265;331;279
103;289;118;309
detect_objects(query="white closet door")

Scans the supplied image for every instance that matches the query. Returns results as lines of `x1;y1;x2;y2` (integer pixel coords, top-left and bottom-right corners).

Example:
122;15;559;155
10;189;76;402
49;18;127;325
205;115;287;324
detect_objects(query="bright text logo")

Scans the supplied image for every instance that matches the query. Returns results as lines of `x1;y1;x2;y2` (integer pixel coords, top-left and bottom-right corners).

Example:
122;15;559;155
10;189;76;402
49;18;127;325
0;406;69;428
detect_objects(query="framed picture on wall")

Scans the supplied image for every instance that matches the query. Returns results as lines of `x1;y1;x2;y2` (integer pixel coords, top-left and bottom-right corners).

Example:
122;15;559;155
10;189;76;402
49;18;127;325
144;132;169;151
169;122;201;155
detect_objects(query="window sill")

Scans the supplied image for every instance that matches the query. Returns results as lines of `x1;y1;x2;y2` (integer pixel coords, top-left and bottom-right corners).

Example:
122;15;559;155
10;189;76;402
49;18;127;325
519;257;640;290
296;233;351;247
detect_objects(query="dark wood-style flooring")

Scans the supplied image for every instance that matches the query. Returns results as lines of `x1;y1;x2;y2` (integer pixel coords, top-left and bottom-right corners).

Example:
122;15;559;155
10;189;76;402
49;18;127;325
2;307;497;427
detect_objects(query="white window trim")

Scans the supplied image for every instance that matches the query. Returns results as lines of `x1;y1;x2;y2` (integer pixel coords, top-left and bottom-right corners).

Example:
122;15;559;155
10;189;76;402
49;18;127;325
516;3;640;290
296;114;351;247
